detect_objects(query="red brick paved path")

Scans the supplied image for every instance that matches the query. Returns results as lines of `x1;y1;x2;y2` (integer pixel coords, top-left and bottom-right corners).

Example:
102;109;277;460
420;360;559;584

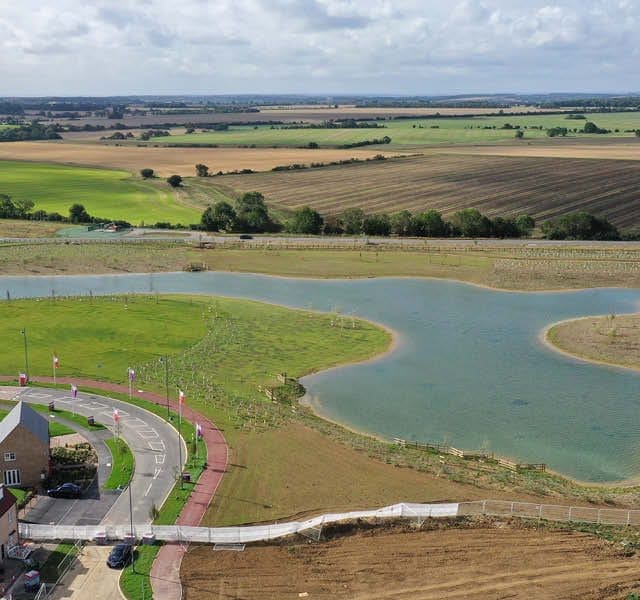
1;376;228;600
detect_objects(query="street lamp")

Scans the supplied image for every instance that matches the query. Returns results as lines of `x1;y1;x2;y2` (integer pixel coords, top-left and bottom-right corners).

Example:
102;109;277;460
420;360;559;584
20;328;29;381
128;482;136;574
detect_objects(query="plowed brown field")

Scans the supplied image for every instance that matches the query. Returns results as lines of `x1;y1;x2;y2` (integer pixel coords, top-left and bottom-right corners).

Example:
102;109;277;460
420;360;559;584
181;522;640;600
214;153;640;227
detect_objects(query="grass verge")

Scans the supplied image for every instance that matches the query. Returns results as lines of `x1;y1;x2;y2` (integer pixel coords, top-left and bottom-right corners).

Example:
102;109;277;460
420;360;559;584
39;541;81;583
104;437;135;490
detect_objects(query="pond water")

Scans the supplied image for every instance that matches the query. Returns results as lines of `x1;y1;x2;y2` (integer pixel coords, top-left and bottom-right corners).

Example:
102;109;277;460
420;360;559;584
2;272;640;483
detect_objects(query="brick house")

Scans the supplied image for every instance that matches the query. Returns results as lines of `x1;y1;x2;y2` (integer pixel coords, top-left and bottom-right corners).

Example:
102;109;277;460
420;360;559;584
0;485;17;561
0;402;50;488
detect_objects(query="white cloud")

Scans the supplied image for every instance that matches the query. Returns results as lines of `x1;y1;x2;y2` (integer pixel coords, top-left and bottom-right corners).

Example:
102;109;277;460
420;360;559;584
0;0;638;94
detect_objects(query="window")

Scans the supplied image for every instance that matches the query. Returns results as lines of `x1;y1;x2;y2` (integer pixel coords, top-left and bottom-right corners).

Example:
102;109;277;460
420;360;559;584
3;470;20;486
7;511;12;524
3;453;15;462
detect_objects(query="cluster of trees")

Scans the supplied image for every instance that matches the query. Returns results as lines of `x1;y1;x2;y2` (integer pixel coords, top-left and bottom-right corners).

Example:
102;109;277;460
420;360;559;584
200;201;536;239
0;195;131;227
546;121;611;137
201;192;278;233
540;212;620;240
339;136;392;149
0;122;62;142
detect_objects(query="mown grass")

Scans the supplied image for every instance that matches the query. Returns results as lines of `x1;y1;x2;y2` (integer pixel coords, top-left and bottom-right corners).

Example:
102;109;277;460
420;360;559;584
0;405;74;437
104;437;134;490
156;112;640;148
0;160;200;225
39;541;81;583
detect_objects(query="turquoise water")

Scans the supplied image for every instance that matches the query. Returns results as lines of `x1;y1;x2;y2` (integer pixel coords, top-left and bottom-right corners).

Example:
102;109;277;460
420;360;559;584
2;272;640;482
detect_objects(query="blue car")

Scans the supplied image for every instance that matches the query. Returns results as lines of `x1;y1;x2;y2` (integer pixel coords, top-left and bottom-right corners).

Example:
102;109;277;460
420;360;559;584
47;483;82;499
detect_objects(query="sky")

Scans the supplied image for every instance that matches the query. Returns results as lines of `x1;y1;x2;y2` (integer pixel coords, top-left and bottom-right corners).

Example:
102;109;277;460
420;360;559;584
0;0;638;96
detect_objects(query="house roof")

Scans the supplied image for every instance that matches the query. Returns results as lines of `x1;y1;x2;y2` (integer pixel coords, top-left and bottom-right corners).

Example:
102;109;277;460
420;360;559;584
0;485;16;518
0;401;49;447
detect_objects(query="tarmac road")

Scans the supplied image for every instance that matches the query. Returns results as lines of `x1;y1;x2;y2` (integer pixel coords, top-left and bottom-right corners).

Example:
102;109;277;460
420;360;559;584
13;386;184;527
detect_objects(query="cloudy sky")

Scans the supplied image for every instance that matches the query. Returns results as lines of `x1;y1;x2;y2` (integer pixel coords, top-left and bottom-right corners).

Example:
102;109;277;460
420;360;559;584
0;0;637;96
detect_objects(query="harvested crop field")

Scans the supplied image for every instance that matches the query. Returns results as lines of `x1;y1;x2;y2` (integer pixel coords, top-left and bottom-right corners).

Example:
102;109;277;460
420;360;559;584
215;153;640;227
447;140;640;161
0;142;394;177
181;520;640;599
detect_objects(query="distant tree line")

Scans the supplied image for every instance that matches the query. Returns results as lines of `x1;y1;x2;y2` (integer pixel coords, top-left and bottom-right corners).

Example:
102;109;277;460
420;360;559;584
0;122;62;142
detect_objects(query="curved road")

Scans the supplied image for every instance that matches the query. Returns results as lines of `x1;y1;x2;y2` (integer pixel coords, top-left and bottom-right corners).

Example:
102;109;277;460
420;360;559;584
11;386;184;526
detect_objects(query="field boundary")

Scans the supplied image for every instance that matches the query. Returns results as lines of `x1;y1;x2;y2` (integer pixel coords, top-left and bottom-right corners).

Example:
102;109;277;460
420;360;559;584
20;498;640;545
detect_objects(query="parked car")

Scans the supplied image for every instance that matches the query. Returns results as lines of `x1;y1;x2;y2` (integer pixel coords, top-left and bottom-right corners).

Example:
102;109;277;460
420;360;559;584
239;234;253;240
106;544;133;569
47;483;82;499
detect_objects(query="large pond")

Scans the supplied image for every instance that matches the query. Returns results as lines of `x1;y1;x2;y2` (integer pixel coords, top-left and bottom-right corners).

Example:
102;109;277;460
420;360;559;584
2;272;640;483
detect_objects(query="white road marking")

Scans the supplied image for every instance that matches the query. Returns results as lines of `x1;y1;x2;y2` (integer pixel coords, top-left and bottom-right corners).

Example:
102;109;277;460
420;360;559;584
155;455;165;464
28;392;52;399
153;468;162;480
137;430;158;439
143;483;153;497
148;441;165;451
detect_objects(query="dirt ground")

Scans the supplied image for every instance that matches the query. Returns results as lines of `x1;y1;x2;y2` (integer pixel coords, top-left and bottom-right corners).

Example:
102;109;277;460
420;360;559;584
0;142;395;176
446;140;640;161
181;521;640;600
547;314;640;371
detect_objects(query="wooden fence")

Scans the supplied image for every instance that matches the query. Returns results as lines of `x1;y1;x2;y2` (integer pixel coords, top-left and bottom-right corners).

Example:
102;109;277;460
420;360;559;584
393;438;546;472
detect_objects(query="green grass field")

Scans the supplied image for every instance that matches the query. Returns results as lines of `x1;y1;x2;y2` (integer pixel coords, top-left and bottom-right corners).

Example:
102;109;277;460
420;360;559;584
157;111;640;148
104;437;134;489
0;405;74;437
0;161;201;225
0;295;389;409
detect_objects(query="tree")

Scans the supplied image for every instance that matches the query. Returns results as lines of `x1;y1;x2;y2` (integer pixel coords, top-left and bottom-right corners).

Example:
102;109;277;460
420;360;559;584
541;212;619;241
0;195;17;219
515;214;535;237
201;201;237;231
195;164;209;177
390;210;414;236
235;191;274;232
13;198;34;218
491;217;520;238
413;210;449;237
69;203;91;223
140;168;154;179
167;174;183;187
635;130;640;137
362;213;391;236
289;206;324;234
451;208;492;238
339;208;365;235
515;130;524;139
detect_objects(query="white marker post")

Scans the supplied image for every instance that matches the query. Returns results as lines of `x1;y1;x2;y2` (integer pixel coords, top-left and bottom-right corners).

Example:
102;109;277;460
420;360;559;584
53;355;59;386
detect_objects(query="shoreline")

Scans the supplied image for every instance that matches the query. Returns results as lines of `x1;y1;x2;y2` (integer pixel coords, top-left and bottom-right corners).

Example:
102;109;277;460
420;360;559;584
5;275;640;489
0;267;633;296
539;314;640;377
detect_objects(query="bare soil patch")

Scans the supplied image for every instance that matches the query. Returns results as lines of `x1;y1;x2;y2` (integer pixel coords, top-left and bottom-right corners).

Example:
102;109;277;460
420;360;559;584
547;314;640;371
216;153;640;227
181;520;640;599
445;140;640;161
0;142;394;177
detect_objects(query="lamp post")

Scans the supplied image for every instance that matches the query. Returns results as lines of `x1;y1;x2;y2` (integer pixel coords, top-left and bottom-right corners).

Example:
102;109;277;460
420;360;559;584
20;328;29;381
128;482;136;574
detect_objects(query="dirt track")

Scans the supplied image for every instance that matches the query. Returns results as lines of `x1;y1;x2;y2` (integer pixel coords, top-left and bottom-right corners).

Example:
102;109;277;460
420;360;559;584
181;521;640;599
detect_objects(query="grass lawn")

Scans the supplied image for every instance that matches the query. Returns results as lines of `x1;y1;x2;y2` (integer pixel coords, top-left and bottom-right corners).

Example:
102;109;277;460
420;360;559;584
104;437;134;489
0;405;75;437
157;112;640;148
39;541;81;583
0;160;200;225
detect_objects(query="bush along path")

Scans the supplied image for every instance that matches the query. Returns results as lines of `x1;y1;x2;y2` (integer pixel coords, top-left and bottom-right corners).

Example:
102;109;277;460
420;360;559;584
1;375;228;600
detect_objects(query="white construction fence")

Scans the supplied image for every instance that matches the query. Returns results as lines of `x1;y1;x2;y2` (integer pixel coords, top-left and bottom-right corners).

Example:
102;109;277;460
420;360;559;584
19;499;640;545
20;502;458;543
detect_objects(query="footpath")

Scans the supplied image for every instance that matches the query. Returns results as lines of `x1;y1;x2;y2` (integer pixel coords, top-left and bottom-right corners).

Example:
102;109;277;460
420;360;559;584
1;376;228;600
